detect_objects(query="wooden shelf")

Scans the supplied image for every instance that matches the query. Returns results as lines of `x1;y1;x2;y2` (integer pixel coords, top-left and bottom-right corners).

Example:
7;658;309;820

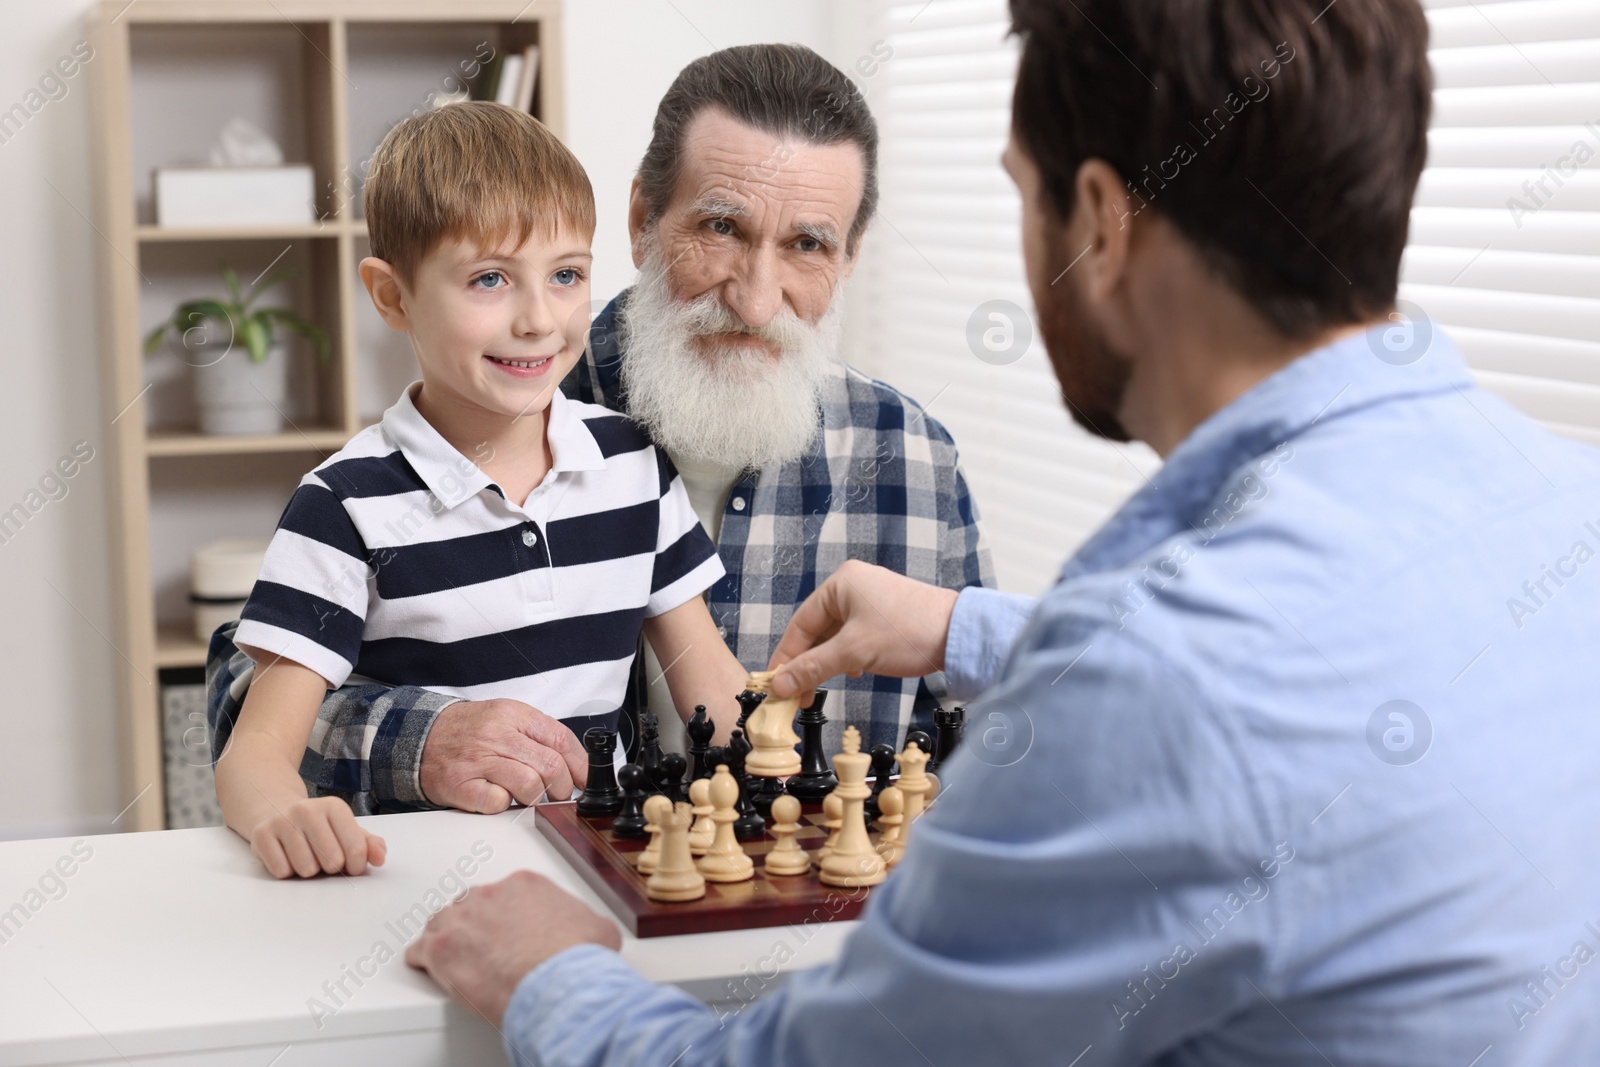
136;221;360;242
146;428;351;457
155;622;210;669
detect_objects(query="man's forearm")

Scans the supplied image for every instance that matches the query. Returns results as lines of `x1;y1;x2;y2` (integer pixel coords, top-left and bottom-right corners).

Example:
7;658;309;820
941;587;1037;700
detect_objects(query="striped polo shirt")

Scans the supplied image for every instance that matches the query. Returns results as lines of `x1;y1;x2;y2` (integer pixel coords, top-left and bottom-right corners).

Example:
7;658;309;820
234;383;724;738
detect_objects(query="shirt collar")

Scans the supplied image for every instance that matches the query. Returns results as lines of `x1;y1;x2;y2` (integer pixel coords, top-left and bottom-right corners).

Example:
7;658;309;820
381;383;606;510
1059;320;1476;582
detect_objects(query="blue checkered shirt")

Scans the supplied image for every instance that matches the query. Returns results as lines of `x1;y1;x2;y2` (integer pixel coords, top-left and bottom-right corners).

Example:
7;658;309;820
205;289;994;813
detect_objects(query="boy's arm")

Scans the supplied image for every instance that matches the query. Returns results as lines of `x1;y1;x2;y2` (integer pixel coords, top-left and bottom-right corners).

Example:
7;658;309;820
641;597;747;744
213;648;387;878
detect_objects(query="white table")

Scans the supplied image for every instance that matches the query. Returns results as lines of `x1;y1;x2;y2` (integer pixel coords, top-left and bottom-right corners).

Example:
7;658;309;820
0;809;854;1066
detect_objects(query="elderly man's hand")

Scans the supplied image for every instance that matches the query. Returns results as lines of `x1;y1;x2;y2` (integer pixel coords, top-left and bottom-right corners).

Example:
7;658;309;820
405;871;621;1026
420;700;588;813
768;560;959;702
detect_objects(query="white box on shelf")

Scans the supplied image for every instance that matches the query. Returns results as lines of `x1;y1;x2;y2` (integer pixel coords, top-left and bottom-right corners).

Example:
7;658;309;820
155;165;315;227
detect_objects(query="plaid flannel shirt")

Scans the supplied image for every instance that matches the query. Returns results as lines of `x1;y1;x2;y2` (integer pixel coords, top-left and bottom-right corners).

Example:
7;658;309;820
205;289;994;813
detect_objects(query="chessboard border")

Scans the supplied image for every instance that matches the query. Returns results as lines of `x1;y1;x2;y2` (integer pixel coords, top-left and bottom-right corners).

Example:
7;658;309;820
536;801;872;938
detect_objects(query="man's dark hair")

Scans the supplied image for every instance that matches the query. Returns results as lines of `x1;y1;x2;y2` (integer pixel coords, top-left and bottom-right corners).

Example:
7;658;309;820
1009;0;1433;338
637;43;879;257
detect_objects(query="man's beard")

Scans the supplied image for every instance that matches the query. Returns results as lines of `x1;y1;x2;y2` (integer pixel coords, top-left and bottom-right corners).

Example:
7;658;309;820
1038;244;1134;443
618;239;844;472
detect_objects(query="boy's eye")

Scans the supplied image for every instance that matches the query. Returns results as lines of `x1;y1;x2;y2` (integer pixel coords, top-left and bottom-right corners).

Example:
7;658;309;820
472;271;506;290
552;268;582;287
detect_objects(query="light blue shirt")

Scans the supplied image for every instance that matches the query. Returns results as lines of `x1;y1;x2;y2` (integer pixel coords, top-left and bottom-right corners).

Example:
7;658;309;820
501;326;1600;1065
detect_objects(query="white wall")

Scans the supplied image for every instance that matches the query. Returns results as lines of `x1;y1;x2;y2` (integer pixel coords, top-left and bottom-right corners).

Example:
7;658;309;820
0;0;848;840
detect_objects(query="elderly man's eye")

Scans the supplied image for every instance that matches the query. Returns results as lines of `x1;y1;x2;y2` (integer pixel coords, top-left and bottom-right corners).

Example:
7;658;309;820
795;237;823;253
707;218;736;237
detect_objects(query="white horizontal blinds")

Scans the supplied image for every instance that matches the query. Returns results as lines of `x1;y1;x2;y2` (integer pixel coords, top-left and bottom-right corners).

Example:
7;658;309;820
1411;0;1600;443
855;0;1158;596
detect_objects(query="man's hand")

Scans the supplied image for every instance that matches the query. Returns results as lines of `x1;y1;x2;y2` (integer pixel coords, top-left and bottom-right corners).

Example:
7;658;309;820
405;871;621;1026
420;699;588;813
768;560;960;702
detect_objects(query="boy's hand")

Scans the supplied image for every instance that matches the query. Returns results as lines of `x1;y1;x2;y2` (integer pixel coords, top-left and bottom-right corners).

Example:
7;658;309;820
419;698;587;813
250;796;387;879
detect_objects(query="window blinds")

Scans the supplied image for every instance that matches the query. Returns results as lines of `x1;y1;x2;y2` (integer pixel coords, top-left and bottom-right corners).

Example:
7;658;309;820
850;0;1600;595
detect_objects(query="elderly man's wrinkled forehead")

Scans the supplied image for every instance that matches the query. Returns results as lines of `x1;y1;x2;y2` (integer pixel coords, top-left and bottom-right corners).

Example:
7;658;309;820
663;108;866;257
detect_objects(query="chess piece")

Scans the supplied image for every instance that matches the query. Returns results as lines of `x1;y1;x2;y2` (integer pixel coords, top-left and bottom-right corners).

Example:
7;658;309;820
819;726;887;888
638;709;665;790
611;764;650;839
686;705;716;779
734;686;767;731
637;800;664;875
905;729;934;766
863;743;896;823
645;796;707;903
726;729;765;840
696;765;755;883
575;728;623;817
763;794;811;876
687;777;715;856
897;739;933;851
786;689;838;803
658;753;688;804
875;785;906;867
931;706;965;774
742;669;802;777
817;791;843;862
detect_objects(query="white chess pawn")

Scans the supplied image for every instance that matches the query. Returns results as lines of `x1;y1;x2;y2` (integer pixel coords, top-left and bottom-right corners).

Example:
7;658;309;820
688;777;715;856
636;799;664;876
875;785;906;868
817;790;843;862
763;794;811;876
696;764;755;883
646;797;707;903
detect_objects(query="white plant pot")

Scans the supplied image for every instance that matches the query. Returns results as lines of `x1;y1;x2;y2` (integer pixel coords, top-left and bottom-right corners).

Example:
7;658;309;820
191;341;290;436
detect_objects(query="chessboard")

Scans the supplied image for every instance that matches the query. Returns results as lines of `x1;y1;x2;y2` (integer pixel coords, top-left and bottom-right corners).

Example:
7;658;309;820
537;800;879;938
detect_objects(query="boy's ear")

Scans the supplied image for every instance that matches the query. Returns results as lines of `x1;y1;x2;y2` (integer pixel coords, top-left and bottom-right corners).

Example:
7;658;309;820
358;257;410;331
627;177;649;269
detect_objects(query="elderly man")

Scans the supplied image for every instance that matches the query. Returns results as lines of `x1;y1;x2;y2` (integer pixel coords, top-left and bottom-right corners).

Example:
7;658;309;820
205;44;992;813
404;0;1600;1064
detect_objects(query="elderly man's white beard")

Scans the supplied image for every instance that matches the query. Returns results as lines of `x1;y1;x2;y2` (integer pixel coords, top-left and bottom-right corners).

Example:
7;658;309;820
618;242;844;472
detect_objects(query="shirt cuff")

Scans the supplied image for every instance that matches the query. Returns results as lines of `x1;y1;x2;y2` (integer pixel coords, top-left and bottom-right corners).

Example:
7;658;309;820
502;943;653;1067
943;587;1037;700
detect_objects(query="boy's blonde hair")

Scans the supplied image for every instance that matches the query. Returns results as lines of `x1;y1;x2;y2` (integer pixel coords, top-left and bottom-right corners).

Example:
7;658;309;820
363;102;595;289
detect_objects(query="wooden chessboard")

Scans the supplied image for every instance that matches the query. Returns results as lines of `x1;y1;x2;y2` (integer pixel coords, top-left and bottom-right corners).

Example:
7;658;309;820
536;800;879;938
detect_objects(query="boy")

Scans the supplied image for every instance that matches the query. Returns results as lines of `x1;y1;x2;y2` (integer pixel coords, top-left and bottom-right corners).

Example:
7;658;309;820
215;103;749;880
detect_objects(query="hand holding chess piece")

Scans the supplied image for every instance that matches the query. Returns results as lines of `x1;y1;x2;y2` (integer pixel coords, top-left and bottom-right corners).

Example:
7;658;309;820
819;726;887;888
763;794;811;876
644;795;707;903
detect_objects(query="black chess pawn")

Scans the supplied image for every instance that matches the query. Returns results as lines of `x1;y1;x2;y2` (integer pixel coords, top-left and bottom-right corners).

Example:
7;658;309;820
575;728;623;818
725;728;766;840
786;689;838;803
686;705;715;779
611;764;649;838
734;687;767;731
864;743;897;823
658;753;688;804
905;729;934;763
750;774;786;820
637;709;665;790
931;706;965;774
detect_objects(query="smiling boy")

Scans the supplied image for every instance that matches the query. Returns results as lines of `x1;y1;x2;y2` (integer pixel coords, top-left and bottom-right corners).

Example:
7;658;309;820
214;102;748;879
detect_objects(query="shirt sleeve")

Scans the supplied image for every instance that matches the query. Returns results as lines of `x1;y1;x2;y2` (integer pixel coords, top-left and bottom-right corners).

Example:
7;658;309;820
645;448;725;618
500;610;1277;1067
942;586;1038;700
234;477;371;687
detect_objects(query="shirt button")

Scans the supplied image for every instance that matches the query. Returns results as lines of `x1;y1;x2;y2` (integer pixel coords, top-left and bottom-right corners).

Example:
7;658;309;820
522;529;538;546
731;496;746;512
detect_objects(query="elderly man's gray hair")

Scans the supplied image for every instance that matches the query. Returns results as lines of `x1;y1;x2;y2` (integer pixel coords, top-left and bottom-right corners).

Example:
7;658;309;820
636;43;880;258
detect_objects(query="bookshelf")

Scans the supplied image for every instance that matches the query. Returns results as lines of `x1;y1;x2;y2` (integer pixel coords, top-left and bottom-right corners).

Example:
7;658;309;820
88;0;567;832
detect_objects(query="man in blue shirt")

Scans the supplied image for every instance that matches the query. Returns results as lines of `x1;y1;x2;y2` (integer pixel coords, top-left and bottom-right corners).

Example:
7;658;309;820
403;0;1600;1062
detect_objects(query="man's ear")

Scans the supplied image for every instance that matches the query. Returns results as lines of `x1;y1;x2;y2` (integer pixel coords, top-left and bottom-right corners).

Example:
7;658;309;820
627;177;650;268
358;257;410;331
1071;159;1138;306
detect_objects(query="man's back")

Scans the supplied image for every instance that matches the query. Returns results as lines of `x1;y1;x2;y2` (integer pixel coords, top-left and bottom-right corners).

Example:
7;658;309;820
859;328;1600;1065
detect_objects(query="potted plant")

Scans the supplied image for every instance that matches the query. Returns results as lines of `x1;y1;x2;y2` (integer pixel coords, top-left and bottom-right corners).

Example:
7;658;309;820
143;265;331;436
